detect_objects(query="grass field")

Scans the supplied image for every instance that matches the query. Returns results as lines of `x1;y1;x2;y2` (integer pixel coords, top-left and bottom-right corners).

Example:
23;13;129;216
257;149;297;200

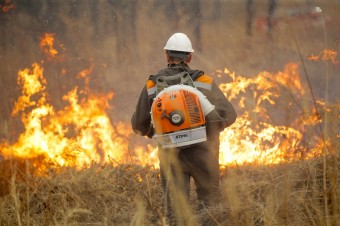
0;156;339;226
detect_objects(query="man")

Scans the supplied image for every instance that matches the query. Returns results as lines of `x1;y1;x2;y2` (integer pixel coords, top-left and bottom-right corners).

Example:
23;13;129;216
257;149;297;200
131;33;236;224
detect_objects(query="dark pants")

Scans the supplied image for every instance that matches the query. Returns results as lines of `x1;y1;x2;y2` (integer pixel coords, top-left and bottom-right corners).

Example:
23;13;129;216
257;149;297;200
159;143;220;225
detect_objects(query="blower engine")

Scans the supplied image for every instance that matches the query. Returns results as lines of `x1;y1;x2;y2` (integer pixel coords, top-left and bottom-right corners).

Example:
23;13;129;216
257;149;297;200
151;72;215;149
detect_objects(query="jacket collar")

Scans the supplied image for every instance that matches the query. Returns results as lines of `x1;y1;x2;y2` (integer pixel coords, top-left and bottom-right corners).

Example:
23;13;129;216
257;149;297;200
167;62;190;69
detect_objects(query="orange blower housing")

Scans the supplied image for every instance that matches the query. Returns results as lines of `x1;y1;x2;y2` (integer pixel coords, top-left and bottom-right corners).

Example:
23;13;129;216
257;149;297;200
151;86;207;149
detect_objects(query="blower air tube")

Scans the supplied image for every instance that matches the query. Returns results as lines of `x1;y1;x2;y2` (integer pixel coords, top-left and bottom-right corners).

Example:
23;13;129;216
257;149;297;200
157;84;215;116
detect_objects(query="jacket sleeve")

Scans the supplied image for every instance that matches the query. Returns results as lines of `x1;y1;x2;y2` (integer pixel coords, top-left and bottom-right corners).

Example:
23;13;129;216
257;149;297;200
210;82;237;128
194;74;236;130
131;86;154;138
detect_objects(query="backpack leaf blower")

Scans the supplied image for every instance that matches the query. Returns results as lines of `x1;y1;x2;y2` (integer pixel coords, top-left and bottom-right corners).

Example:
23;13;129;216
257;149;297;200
151;72;215;149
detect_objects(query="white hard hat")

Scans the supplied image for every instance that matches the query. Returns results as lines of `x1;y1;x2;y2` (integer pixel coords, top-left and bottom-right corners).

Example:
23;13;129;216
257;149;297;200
164;33;194;53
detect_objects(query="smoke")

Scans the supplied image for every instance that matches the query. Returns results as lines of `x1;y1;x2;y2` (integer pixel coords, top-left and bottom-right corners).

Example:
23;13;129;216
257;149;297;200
0;0;339;140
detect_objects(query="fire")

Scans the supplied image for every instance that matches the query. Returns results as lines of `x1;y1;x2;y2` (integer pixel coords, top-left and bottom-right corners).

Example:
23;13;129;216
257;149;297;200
0;34;155;172
39;33;64;61
308;49;338;63
0;32;335;172
217;63;324;166
0;62;133;170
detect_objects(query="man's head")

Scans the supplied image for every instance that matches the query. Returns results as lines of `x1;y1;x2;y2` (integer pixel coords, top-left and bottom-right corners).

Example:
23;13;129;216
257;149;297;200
164;33;194;64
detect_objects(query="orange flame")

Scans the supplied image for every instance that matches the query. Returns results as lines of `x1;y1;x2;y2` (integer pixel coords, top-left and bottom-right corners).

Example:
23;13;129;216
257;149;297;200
0;33;334;171
39;33;63;60
217;63;322;166
0;63;135;170
308;49;338;64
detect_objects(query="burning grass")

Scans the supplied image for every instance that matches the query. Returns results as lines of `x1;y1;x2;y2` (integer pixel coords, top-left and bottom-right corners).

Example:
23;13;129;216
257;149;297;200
0;156;338;226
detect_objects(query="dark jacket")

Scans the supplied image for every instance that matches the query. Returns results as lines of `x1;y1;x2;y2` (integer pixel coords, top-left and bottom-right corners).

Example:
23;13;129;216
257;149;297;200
131;63;237;152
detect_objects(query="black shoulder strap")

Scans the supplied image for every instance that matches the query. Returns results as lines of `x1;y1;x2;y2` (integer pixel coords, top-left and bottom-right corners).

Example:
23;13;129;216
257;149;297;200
190;70;204;81
148;74;158;83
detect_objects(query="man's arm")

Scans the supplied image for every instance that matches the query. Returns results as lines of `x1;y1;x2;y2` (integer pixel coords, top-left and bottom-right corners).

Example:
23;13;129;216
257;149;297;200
206;82;237;128
131;86;154;137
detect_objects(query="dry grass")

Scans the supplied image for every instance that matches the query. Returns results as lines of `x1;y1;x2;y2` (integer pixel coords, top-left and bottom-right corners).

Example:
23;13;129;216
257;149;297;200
217;157;339;226
0;155;338;226
0;161;163;226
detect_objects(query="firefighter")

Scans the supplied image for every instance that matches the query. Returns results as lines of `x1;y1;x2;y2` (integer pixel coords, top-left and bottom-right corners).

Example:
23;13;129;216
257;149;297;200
131;32;237;224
